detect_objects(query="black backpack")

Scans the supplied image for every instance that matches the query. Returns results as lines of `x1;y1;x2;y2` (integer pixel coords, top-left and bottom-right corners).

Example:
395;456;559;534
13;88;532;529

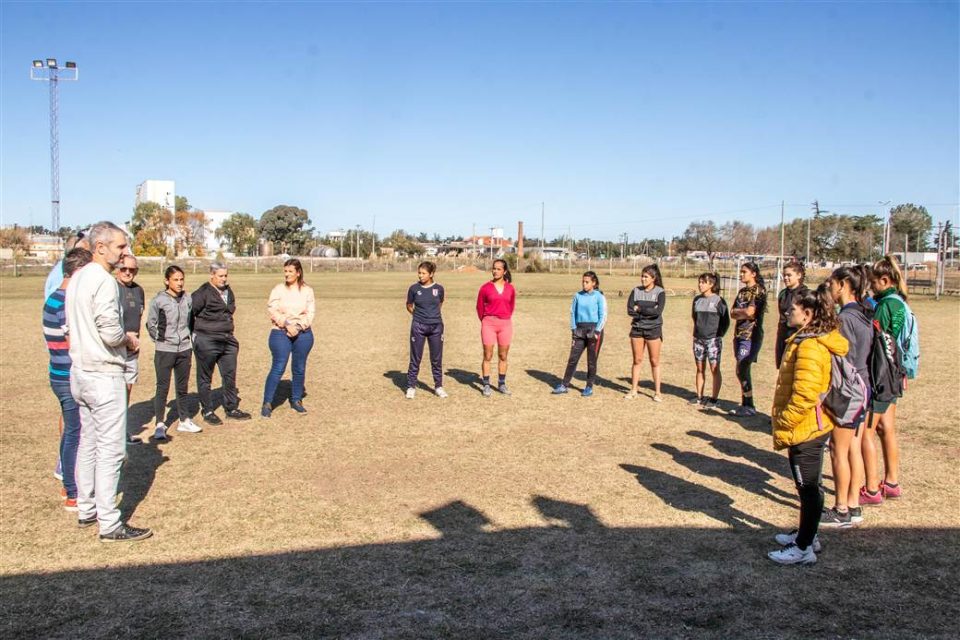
869;319;905;404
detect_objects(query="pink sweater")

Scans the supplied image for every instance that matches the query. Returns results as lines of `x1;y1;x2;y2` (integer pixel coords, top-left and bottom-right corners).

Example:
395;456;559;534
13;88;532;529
476;281;516;320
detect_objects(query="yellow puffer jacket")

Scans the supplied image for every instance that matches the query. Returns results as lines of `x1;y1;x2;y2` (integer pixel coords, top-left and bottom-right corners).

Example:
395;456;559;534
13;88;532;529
771;328;849;450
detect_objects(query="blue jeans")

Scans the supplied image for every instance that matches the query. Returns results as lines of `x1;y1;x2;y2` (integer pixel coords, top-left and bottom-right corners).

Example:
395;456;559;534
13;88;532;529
51;378;80;499
263;328;314;406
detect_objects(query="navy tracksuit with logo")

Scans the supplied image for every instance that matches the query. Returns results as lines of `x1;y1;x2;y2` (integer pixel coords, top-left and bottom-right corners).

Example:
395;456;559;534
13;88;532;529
406;283;445;389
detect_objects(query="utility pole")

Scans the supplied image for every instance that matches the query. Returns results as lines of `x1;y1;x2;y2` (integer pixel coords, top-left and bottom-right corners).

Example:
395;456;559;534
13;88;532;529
371;215;376;257
355;224;361;259
879;200;891;255
30;58;78;233
778;200;785;297
540;202;545;252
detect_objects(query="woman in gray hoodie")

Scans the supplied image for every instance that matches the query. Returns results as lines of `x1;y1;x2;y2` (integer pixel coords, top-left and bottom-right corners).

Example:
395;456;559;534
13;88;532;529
146;265;199;440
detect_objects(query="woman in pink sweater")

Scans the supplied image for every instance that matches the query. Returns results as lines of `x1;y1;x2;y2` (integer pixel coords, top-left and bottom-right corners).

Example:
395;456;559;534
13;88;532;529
476;259;516;396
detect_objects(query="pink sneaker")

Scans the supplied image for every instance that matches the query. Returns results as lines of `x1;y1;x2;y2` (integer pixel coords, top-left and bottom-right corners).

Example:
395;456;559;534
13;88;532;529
881;481;902;499
859;487;883;506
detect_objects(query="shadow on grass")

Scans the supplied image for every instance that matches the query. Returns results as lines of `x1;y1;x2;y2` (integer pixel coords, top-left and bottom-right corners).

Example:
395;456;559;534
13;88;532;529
119;441;169;521
687;429;790;479
445;368;483;392
526;369;630;394
383;370;432;393
617;377;699;401
3;492;957;638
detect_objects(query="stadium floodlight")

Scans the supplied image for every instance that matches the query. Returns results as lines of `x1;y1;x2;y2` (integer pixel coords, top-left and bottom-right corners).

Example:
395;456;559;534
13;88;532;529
30;57;79;233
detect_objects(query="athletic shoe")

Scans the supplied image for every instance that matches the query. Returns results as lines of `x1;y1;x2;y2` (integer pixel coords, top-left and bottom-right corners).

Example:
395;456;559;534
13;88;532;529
623;391;638;400
688;397;702;406
498;383;512;396
819;507;853;529
768;543;817;566
482;384;493;397
176;419;202;433
849;506;864;524
127;434;142;444
552;384;569;395
54;459;63;481
774;530;822;553
202;412;223;426
261;404;272;418
859;487;883;506
63;498;78;512
435;387;448;398
225;409;252;420
653;394;663;403
78;516;98;529
728;405;757;417
405;387;416;399
153;424;168;441
702;399;719;410
290;401;307;414
582;386;594;398
881;481;902;499
99;524;153;543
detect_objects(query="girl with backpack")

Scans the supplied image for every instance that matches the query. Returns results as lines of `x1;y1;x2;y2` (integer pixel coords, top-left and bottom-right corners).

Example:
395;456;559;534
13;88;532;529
860;256;911;505
729;262;767;417
769;285;849;565
552;271;607;397
821;265;873;528
626;264;666;401
775;260;809;368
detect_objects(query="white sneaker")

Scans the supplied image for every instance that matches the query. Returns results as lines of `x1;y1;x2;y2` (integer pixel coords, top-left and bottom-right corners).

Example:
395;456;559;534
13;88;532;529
176;418;203;433
153;423;168;441
768;543;817;565
405;387;416;399
774;530;822;553
435;387;448;398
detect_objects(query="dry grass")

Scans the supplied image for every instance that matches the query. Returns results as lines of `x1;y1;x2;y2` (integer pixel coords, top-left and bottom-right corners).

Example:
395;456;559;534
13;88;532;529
2;271;958;639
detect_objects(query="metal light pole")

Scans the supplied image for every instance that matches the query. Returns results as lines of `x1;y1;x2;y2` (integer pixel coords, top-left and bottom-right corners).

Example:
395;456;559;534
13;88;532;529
879;200;891;255
30;58;78;233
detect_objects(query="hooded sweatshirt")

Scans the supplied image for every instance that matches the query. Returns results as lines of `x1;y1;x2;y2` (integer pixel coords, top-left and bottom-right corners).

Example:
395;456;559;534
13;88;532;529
146;290;193;353
771;328;849;450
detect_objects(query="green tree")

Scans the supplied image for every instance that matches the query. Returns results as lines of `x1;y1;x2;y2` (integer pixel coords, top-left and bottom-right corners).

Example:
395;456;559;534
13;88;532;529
677;220;723;265
216;213;259;256
383;229;425;257
889;203;933;251
258;205;313;254
130;201;173;257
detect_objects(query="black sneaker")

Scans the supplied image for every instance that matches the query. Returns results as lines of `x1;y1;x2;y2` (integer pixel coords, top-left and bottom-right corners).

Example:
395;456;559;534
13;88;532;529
290;401;307;414
99;524;153;543
78;516;97;529
202;412;223;426
849;506;864;525
261;404;272;418
819;507;853;528
225;409;252;420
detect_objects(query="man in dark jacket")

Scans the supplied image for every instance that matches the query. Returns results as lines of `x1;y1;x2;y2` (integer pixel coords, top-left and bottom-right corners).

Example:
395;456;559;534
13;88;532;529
191;262;251;424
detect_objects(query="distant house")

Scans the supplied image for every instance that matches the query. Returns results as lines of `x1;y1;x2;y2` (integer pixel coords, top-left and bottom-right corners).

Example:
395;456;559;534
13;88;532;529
529;246;571;261
28;234;63;262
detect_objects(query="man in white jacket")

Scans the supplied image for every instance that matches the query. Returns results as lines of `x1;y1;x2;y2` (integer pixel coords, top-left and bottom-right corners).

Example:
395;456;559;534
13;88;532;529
66;221;152;542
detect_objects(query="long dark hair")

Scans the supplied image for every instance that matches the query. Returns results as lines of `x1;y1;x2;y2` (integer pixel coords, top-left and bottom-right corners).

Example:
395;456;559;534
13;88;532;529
493;258;512;283
582;270;600;292
698;272;720;294
641;264;663;288
741;261;766;296
783;259;806;285
871;254;908;300
828;265;868;307
284;258;305;287
792;283;839;335
418;261;437;276
164;265;185;294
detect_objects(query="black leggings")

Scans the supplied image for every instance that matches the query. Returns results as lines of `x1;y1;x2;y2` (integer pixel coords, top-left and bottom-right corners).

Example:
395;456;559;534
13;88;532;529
154;349;192;424
736;359;753;395
562;324;603;387
788;434;828;550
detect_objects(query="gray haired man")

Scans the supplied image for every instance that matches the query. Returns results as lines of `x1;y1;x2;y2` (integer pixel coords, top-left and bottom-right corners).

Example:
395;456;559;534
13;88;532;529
65;221;152;542
190;262;251;424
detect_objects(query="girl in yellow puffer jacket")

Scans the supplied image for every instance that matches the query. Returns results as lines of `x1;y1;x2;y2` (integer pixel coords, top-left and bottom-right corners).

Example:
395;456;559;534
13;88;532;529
768;284;849;566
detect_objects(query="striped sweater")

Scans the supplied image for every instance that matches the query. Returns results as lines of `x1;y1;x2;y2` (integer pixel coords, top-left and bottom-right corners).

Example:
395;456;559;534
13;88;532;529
43;289;71;382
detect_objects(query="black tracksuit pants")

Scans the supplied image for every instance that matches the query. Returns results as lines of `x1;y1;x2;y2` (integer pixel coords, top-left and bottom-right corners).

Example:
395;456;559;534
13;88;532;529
562;323;603;387
194;332;240;413
788;433;829;550
154;349;192;424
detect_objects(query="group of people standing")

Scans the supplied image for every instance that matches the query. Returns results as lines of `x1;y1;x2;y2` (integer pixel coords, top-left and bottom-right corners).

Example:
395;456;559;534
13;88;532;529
44;222;318;542
403;256;918;567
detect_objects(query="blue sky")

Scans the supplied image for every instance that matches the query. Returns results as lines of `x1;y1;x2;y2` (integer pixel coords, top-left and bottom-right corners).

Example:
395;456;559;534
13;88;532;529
2;1;957;240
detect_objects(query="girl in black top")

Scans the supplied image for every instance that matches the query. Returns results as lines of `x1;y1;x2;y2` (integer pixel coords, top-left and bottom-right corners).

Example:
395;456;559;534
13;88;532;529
775;260;809;368
626;264;666;401
729;262;767;417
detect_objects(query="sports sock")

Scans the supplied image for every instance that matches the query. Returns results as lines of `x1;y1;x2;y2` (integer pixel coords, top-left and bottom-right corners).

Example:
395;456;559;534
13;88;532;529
498;374;506;386
482;376;490;386
743;395;755;409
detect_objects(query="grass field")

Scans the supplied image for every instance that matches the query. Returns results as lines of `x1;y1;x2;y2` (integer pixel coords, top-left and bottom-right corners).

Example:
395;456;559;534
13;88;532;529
2;270;959;639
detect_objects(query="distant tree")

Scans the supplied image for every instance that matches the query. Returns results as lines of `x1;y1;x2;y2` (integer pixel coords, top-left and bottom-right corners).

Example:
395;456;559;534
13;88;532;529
216;213;259;256
720;221;757;254
0;226;29;249
417;232;429;243
383;229;425;257
889;203;933;251
130;201;174;257
678;220;723;265
258;205;313;254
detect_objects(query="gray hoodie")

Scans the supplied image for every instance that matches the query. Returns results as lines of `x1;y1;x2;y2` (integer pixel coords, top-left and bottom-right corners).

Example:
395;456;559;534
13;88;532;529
146;290;192;352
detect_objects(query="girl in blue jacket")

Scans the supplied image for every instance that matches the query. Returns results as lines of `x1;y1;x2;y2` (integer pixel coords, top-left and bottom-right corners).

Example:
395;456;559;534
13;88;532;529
553;271;607;397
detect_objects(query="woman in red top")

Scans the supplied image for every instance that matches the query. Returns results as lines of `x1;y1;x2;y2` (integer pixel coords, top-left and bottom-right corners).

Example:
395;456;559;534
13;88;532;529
476;259;516;397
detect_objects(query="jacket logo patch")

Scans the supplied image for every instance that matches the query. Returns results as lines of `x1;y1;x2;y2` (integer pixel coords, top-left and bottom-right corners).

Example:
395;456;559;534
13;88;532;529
432;289;438;297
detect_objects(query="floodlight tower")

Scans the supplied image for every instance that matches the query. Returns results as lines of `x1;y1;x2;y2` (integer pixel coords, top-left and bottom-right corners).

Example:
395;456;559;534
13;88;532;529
30;58;79;233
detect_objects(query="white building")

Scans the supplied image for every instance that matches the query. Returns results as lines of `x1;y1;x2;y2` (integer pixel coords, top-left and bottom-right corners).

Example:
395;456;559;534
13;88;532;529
203;209;234;255
135;180;175;213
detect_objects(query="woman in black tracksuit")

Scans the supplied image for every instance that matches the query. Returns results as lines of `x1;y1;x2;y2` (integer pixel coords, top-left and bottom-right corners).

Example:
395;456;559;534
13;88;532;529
775;260;809;368
626;264;666;402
